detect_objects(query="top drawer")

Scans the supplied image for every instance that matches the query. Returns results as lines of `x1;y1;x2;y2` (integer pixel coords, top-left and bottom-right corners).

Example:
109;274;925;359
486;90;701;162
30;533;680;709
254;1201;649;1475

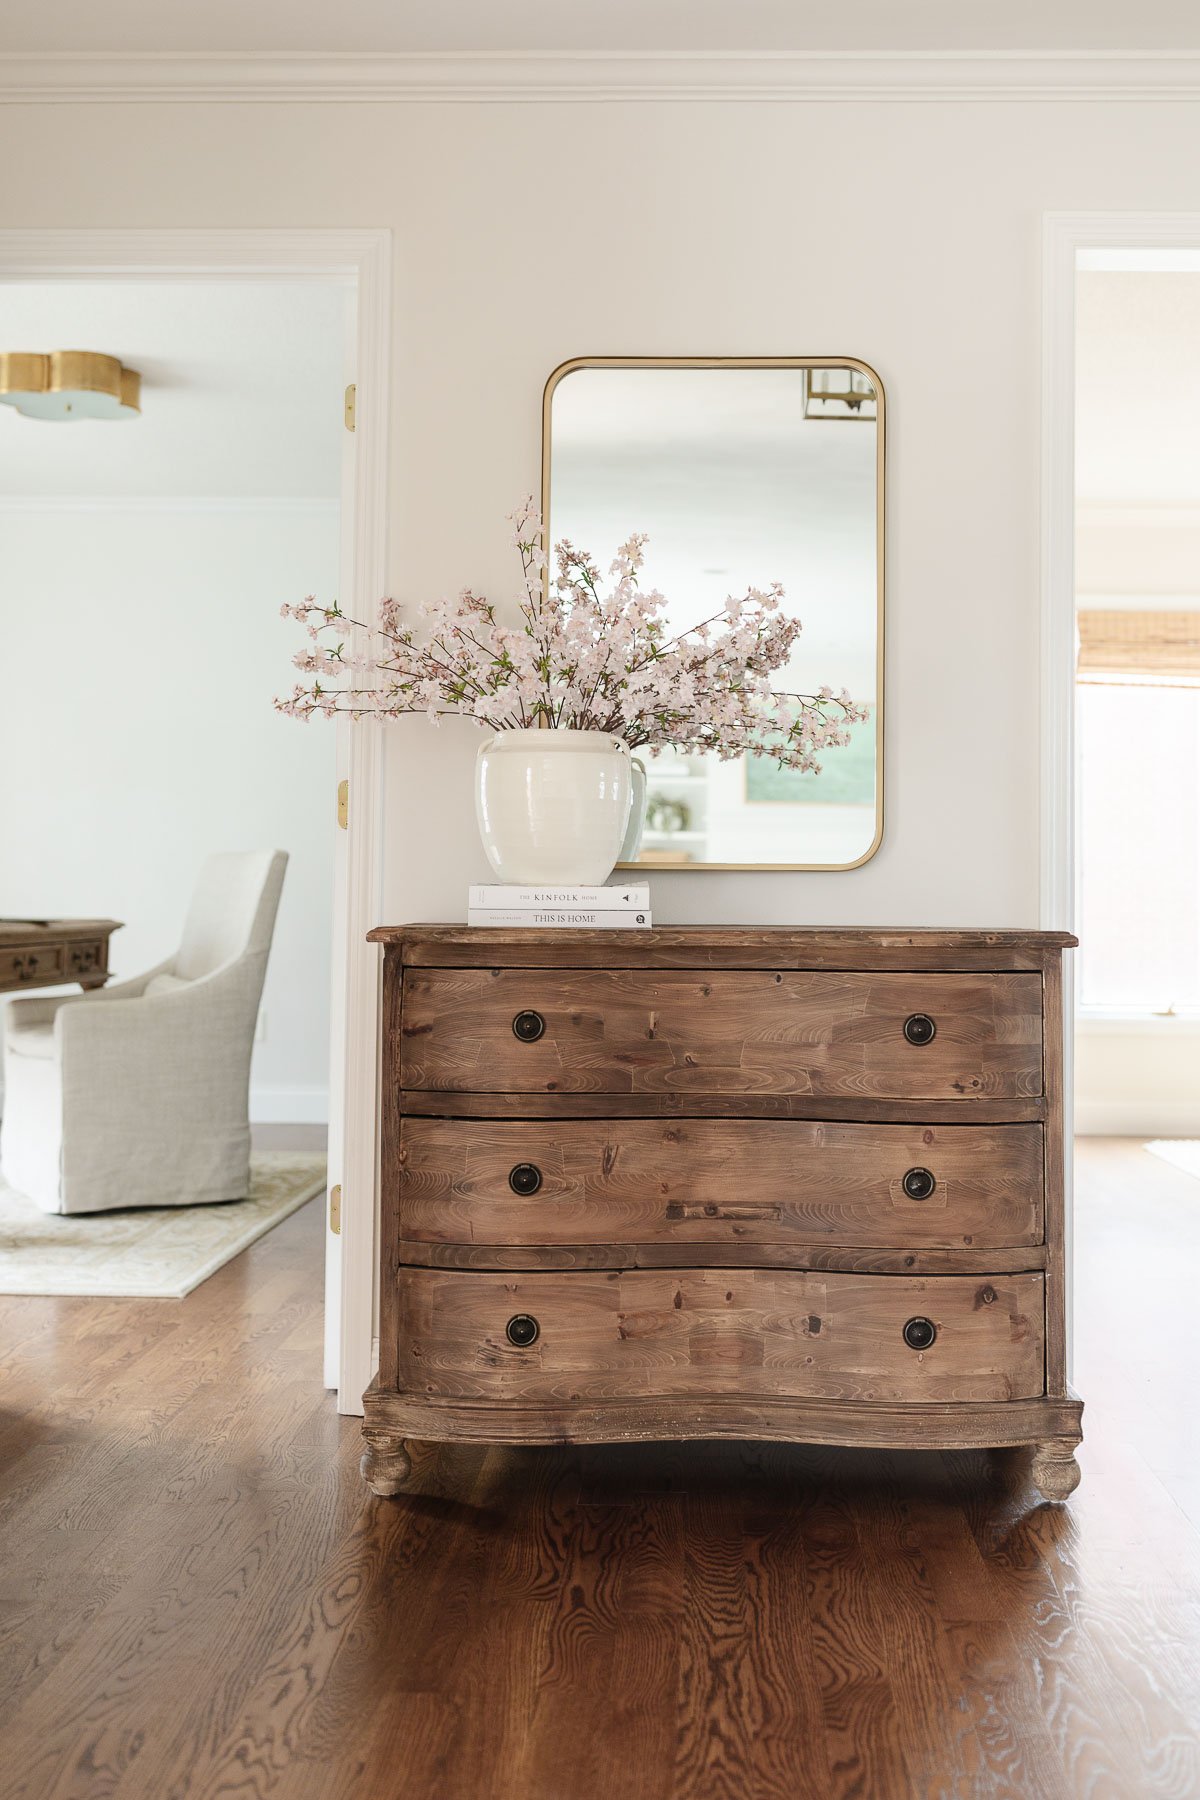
0;943;65;985
400;968;1044;1100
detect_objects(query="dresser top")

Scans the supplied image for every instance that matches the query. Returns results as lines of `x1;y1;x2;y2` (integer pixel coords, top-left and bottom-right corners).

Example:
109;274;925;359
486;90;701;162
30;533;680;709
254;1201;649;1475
369;924;1076;971
0;919;122;941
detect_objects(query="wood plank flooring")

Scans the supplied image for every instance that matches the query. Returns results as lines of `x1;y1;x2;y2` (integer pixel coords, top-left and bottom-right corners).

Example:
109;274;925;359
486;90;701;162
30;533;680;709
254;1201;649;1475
1;1136;1197;1799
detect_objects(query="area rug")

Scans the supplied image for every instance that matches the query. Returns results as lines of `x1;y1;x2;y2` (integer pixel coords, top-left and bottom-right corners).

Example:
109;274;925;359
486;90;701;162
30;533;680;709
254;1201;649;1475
1145;1139;1200;1180
0;1152;326;1298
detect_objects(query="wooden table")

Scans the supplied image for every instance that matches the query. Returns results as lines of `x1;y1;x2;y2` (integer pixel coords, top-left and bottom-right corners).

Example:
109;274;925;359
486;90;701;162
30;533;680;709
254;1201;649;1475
0;919;122;993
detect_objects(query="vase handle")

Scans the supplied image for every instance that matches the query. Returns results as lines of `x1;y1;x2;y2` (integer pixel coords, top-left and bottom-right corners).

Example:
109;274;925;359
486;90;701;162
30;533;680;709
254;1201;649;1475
618;757;648;865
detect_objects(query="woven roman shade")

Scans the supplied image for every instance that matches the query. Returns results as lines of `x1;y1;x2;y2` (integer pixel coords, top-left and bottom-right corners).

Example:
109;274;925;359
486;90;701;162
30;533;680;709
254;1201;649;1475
1077;609;1200;685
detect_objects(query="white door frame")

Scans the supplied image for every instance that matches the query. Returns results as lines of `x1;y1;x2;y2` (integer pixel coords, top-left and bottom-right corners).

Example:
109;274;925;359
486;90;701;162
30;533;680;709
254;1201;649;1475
1041;213;1200;1373
0;228;390;1413
1040;212;1200;930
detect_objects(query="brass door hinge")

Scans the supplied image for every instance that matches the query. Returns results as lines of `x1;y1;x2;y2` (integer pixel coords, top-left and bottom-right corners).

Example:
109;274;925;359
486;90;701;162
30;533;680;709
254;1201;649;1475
344;384;356;432
329;1183;342;1234
337;779;348;830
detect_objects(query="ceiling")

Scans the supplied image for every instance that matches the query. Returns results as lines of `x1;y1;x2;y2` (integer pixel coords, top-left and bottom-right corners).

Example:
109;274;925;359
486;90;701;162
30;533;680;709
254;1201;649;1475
1076;272;1200;507
3;0;1199;55
0;281;346;498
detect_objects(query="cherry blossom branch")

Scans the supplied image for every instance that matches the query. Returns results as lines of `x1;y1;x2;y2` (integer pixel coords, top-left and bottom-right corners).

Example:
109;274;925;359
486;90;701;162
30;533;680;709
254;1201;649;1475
275;501;869;774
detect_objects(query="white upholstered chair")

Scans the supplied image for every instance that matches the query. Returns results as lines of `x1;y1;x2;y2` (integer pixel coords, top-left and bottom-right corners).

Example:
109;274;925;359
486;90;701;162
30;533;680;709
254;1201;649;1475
0;850;288;1215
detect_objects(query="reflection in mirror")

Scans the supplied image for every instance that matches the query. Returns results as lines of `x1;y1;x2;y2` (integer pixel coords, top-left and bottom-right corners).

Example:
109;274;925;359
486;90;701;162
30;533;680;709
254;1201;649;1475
544;360;883;870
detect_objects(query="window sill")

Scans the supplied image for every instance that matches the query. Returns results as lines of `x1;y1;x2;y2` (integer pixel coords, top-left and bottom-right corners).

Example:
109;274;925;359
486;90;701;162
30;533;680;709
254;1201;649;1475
1076;1011;1200;1036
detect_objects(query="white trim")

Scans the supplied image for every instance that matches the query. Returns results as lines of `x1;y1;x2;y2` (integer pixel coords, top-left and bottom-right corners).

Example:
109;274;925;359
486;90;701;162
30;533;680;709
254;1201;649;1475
0;229;383;276
1075;594;1200;608
250;1084;330;1124
1079;246;1200;273
0;495;340;514
336;231;390;1419
6;50;1200;105
1040;219;1080;937
1041;210;1200;936
0;227;390;1419
1076;1100;1200;1137
1077;502;1200;530
1077;1012;1200;1036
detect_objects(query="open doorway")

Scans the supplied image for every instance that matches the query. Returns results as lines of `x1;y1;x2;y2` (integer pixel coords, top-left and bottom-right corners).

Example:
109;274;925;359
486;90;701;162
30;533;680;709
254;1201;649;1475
0;236;389;1412
1044;219;1200;1527
1073;261;1200;1138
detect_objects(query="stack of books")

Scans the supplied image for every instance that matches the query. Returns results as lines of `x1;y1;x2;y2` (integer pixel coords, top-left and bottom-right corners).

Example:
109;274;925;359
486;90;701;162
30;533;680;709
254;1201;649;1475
467;883;651;929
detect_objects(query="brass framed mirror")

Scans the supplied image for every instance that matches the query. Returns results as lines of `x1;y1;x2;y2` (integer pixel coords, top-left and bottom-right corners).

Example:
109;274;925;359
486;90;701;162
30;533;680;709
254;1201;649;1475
541;356;885;871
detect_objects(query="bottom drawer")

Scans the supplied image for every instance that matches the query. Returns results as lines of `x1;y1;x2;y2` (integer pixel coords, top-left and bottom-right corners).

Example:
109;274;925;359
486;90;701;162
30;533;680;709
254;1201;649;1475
397;1268;1045;1406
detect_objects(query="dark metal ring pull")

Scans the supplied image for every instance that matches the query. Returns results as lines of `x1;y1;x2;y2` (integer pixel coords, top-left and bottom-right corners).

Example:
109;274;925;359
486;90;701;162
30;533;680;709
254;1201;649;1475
512;1010;545;1043
903;1316;937;1351
508;1162;543;1197
506;1314;540;1347
903;1013;937;1046
902;1167;937;1201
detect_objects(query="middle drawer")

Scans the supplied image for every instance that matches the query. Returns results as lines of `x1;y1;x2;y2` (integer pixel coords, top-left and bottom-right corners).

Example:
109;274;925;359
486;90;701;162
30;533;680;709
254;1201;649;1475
398;1118;1044;1251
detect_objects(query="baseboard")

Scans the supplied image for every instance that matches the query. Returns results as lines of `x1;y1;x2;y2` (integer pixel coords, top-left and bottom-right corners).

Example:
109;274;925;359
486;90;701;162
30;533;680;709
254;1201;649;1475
1075;1099;1200;1137
250;1085;329;1125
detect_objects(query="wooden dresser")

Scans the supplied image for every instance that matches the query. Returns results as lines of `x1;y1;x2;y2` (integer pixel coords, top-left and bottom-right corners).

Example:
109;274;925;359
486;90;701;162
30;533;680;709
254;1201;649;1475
362;926;1083;1502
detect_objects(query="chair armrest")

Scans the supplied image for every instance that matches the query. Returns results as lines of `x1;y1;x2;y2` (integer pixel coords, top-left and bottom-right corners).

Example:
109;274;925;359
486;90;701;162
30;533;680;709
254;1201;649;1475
54;963;259;1123
5;993;68;1034
4;957;175;1033
73;958;177;1003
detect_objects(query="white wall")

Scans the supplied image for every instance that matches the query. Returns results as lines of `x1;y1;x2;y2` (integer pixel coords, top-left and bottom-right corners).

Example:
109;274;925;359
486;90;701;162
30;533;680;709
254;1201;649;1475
5;99;1200;933
0;504;338;1120
1075;1028;1200;1138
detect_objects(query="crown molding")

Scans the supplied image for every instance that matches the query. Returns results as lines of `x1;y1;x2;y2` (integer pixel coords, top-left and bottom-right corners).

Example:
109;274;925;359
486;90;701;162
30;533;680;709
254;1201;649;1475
4;50;1200;104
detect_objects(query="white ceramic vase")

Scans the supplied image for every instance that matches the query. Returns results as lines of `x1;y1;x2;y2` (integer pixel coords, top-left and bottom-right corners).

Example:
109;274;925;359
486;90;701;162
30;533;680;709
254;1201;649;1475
618;757;647;865
475;727;635;885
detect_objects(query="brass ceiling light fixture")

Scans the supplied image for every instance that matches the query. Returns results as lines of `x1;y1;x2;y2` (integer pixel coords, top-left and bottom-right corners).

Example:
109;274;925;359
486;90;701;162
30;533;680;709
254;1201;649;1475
0;351;141;421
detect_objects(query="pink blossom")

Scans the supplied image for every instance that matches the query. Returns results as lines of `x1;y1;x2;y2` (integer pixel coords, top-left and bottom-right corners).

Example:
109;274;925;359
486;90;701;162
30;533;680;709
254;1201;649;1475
275;508;868;770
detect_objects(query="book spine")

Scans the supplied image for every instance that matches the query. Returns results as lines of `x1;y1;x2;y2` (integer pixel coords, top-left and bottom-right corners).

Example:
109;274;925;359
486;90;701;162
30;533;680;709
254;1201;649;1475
467;910;652;929
467;886;650;910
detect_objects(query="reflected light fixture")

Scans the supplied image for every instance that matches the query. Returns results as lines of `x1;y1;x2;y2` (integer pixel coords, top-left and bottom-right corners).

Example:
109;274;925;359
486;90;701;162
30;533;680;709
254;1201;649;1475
0;351;141;421
803;367;877;421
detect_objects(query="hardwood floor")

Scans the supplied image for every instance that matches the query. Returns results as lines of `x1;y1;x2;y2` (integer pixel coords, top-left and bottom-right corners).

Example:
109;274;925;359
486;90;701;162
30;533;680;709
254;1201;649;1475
0;1136;1197;1799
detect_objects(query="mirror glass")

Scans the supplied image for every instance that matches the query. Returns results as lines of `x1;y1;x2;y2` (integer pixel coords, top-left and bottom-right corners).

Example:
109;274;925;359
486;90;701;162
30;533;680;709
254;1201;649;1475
544;359;883;870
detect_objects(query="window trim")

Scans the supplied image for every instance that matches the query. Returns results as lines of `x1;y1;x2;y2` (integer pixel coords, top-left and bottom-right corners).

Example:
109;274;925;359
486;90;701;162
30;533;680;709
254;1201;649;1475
1076;1006;1200;1036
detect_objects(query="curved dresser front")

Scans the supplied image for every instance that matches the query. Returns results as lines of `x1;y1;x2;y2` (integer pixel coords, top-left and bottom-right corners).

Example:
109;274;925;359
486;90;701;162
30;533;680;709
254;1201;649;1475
362;926;1083;1503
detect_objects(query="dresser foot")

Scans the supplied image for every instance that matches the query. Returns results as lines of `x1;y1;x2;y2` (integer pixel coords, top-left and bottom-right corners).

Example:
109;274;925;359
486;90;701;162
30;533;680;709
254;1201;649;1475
361;1429;412;1497
1031;1439;1081;1503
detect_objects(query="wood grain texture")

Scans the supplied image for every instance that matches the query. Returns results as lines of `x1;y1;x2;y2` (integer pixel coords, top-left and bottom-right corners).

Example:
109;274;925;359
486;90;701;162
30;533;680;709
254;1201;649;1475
370;922;1077;971
397;1116;1045;1251
401;1088;1050;1123
400;967;1045;1100
394;1268;1047;1405
378;929;1075;1494
0;1146;1194;1800
360;1427;411;1496
396;1239;1050;1275
1042;951;1069;1396
366;1381;1081;1451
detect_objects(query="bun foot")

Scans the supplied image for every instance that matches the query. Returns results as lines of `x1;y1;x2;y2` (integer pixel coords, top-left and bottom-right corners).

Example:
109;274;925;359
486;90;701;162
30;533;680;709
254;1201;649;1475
361;1429;412;1497
1031;1439;1081;1503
